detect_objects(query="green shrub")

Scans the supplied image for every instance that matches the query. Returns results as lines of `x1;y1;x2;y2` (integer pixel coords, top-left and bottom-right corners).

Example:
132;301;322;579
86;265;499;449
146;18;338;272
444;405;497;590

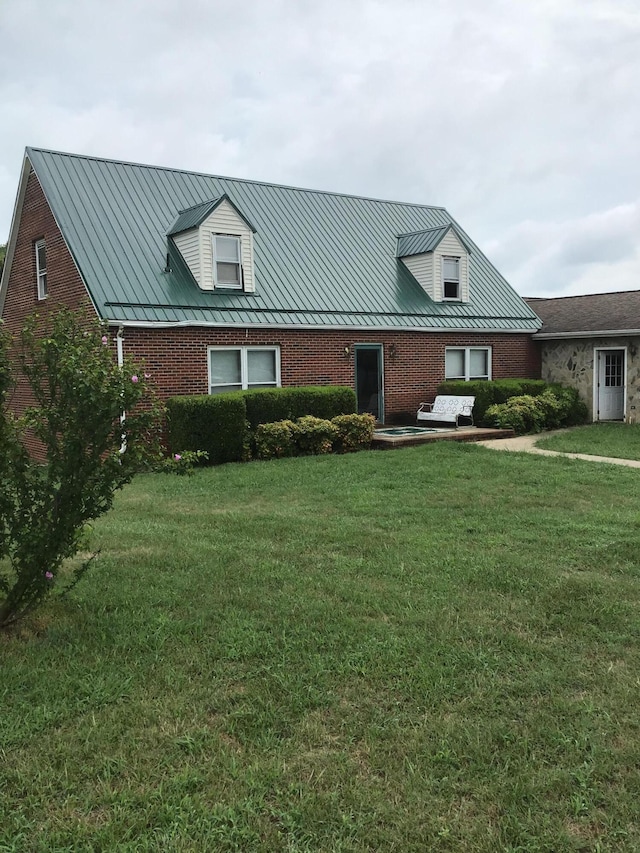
254;420;296;460
332;413;376;452
166;393;248;465
292;416;339;455
244;386;355;429
0;311;164;627
549;384;589;426
483;385;589;435
535;389;565;430
484;395;547;434
437;379;559;423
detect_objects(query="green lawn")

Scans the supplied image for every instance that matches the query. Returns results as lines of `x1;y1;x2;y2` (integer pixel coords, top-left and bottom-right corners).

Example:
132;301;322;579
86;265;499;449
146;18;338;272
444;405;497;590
537;422;640;461
2;443;640;852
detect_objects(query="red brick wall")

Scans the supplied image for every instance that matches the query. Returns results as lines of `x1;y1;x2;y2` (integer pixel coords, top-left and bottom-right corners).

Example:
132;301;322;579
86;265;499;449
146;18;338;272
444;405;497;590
121;325;541;421
2;170;98;339
2;170;541;442
1;170;98;454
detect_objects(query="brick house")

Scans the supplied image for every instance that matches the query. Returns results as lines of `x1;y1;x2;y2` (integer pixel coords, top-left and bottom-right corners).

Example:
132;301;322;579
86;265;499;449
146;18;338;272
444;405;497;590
0;147;541;425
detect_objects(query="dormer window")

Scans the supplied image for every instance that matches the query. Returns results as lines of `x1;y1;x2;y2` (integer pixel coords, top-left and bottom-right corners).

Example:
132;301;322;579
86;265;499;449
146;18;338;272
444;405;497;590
396;225;471;303
168;195;256;293
213;235;242;289
443;257;460;300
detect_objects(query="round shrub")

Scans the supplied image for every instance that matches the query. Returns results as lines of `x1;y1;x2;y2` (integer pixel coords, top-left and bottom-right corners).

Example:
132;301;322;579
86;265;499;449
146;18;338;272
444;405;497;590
332;413;376;452
292;416;339;455
484;395;547;434
254;420;296;460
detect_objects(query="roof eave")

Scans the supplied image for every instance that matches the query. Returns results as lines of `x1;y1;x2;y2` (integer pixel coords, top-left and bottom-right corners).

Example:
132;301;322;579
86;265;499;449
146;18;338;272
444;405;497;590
104;317;539;334
534;329;640;340
0;152;32;318
5;148;103;322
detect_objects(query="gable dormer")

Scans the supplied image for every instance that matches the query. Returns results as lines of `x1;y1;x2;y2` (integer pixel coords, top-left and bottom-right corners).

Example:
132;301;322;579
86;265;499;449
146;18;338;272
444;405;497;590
397;224;471;303
167;195;256;292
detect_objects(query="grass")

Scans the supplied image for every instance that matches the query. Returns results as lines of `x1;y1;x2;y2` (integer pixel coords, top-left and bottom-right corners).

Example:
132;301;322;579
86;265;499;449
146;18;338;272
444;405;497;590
537;422;640;461
2;442;640;851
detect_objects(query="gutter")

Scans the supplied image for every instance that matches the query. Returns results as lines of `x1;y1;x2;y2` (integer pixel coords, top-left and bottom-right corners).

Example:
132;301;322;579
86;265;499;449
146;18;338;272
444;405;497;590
105;319;540;335
534;329;640;340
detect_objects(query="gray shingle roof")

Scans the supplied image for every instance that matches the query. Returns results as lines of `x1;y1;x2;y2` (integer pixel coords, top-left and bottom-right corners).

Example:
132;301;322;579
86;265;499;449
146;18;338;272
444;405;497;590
23;147;540;331
526;292;640;336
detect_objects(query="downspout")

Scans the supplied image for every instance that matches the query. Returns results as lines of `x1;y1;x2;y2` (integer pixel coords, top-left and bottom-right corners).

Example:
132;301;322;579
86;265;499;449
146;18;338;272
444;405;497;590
116;326;126;453
116;325;124;369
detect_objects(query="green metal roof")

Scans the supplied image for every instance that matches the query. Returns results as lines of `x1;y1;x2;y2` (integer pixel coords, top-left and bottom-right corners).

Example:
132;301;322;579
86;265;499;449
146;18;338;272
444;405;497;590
24;147;540;331
167;194;257;236
396;224;473;258
167;198;222;236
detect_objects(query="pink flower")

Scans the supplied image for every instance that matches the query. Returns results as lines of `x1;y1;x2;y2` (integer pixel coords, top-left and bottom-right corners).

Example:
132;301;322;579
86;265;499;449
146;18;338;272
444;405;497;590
174;454;182;461
101;335;108;345
45;571;54;580
131;375;139;383
144;372;151;379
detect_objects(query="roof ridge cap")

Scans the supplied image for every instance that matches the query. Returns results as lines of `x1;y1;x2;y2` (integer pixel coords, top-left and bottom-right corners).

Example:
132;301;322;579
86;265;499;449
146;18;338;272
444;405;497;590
397;224;450;238
528;289;640;302
25;146;448;210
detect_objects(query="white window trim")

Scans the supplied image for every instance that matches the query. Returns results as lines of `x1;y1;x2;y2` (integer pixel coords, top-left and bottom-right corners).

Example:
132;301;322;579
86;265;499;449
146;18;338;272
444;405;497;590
35;239;47;300
442;255;461;301
208;345;281;394
212;234;243;290
445;346;492;381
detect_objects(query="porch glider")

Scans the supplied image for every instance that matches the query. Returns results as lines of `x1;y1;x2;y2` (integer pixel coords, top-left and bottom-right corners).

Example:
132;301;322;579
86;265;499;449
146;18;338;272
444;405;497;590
417;395;475;428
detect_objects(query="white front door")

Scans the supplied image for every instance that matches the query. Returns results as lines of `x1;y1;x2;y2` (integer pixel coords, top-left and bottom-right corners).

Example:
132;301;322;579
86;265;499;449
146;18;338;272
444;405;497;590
596;349;625;421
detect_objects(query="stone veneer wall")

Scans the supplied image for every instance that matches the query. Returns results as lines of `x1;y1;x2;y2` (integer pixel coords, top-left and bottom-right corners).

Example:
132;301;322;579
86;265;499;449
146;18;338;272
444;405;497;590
540;337;640;422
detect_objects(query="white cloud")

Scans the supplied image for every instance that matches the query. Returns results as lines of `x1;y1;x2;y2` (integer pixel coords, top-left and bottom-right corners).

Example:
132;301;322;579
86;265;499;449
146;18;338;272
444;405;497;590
485;202;640;295
1;0;639;297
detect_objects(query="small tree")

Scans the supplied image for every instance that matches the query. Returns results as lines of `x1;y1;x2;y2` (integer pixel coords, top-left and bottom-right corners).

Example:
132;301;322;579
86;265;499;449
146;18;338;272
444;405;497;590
0;311;164;627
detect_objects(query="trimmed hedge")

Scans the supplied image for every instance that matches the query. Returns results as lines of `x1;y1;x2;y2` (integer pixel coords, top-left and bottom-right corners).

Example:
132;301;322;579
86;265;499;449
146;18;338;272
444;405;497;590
437;379;551;423
243;386;356;429
254;413;375;460
167;385;356;465
166;393;248;465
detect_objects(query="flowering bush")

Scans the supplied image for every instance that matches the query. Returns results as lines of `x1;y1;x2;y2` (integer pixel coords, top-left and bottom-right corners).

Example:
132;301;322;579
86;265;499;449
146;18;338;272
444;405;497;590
154;449;209;474
0;310;164;628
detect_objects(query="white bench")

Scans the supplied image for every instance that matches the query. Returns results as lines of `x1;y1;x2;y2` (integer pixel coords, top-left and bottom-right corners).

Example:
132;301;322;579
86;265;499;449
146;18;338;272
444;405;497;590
417;395;475;428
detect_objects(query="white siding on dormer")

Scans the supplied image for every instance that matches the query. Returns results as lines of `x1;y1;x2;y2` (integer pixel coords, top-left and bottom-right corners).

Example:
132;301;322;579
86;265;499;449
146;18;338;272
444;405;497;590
200;200;255;292
173;228;202;287
434;231;469;303
401;253;435;299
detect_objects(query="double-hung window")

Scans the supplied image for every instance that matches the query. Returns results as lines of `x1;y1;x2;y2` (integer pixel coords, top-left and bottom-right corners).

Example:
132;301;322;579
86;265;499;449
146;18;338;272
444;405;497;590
35;239;47;300
442;256;460;300
445;347;491;381
209;346;280;394
213;235;242;289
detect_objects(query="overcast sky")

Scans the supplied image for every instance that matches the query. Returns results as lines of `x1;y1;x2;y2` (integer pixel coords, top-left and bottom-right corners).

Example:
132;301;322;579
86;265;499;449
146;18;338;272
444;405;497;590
1;0;639;297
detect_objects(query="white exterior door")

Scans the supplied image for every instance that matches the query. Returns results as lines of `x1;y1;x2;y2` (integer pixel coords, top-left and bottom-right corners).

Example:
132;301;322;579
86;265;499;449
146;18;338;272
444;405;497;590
596;349;625;421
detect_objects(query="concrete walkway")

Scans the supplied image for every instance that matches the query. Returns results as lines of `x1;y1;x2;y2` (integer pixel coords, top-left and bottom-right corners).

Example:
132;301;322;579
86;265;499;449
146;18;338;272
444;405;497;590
477;430;640;469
